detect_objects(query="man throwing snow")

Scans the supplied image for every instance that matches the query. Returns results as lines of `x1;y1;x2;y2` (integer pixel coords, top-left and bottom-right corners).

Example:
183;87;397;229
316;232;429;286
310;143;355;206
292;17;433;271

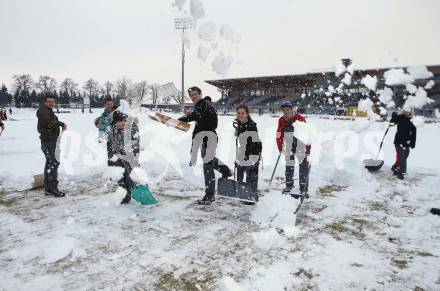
390;110;416;180
37;95;67;197
178;86;232;205
276;101;311;196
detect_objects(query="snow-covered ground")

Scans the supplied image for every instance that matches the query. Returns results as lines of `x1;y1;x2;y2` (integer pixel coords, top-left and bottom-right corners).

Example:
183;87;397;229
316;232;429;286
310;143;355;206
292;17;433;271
1;109;439;290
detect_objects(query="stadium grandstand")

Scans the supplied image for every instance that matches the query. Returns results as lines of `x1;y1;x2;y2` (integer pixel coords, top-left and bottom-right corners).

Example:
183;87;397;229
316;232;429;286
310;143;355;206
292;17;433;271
206;60;440;117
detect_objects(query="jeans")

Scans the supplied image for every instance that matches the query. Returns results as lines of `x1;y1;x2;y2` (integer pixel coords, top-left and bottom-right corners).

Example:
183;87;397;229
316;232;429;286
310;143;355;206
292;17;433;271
41;142;60;189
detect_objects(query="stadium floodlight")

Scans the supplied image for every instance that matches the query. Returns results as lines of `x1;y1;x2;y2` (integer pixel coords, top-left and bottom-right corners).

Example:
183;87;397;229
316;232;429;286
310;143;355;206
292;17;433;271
174;18;194;105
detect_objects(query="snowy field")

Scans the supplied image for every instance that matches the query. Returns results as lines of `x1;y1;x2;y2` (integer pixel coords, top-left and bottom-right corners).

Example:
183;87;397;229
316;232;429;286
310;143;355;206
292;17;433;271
1;108;440;290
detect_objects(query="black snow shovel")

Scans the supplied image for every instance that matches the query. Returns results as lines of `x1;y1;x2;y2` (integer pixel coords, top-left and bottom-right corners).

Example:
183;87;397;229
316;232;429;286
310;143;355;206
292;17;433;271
363;125;391;172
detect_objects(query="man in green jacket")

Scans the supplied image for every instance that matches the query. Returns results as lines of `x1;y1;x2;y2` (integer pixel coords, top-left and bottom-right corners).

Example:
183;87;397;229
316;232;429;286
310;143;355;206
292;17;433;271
37;95;67;197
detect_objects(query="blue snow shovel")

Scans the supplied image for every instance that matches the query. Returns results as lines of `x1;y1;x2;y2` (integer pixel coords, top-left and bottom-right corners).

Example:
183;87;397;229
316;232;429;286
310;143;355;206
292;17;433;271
131;184;157;206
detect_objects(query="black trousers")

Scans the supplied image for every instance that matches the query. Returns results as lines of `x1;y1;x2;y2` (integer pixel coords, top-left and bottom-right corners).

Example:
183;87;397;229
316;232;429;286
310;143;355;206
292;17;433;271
114;160;136;192
41;142;60;189
236;164;259;191
394;144;410;174
200;137;230;197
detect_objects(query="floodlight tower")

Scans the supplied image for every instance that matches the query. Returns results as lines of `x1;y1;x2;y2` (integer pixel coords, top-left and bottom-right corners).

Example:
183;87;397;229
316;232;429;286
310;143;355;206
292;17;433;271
174;18;193;104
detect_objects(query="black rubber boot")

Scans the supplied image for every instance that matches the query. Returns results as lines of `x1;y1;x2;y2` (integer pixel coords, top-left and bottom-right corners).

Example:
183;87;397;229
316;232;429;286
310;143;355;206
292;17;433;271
49;187;65;198
197;194;215;205
121;192;132;205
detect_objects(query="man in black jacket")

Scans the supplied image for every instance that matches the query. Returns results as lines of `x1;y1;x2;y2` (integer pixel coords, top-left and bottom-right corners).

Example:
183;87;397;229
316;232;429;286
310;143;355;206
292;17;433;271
37;95;67;197
390;110;416;180
178;86;231;205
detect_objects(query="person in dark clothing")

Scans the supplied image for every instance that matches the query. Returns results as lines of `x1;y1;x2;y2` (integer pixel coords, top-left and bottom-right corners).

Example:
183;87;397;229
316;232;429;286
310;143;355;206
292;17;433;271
390;110;416;180
37;95;67;197
178;86;232;205
9;108;12;115
276;101;311;195
108;111;140;204
0;119;4;136
234;105;262;192
95;97;117;166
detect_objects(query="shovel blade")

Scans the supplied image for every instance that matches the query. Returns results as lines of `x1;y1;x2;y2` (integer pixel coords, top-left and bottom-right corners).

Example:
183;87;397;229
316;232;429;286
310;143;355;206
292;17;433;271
363;159;384;172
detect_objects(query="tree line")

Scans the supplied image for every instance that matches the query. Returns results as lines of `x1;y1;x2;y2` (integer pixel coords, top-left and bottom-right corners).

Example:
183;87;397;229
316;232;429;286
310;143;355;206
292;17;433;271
0;75;159;108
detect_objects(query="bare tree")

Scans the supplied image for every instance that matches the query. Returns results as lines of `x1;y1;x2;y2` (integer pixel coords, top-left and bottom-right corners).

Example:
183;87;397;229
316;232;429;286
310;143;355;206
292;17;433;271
12;74;34;96
103;81;113;97
133;80;148;105
83;78;100;97
115;77;133;99
150;84;159;105
60;78;78;97
36;75;58;95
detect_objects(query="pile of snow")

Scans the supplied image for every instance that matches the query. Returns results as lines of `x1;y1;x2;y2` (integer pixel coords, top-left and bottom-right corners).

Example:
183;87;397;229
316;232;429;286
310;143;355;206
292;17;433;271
384;68;413;86
220;25;241;43
407;65;434;80
212;53;234;76
251;192;299;231
251;228;285;250
198;21;216;41
197;44;211;62
361;75;377;91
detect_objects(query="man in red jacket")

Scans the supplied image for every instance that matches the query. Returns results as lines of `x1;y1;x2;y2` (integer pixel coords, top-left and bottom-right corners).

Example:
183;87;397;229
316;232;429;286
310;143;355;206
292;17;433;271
276;101;311;195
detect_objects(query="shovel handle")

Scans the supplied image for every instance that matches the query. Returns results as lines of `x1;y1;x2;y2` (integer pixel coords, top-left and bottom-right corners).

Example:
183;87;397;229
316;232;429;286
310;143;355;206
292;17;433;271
269;152;282;185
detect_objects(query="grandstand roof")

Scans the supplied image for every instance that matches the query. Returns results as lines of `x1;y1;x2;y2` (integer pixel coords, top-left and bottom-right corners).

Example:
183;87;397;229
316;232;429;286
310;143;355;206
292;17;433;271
206;64;440;89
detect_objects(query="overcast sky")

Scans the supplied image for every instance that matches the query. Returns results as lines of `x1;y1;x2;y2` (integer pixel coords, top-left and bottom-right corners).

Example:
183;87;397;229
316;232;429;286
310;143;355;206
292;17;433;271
1;0;439;99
